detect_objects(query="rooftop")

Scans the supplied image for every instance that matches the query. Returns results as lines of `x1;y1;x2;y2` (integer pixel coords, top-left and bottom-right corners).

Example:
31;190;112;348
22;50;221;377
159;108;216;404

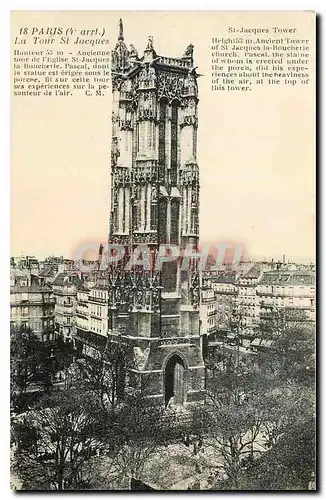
52;272;82;286
77;284;91;292
10;268;29;278
10;284;53;293
211;274;237;284
39;266;57;278
242;263;262;279
259;271;315;286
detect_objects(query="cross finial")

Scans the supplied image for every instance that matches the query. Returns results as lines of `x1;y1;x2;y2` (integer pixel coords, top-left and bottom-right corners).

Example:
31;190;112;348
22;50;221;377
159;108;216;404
118;18;124;41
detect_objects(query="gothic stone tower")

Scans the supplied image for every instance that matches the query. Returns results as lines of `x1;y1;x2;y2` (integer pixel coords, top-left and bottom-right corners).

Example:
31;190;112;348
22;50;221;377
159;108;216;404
108;20;205;406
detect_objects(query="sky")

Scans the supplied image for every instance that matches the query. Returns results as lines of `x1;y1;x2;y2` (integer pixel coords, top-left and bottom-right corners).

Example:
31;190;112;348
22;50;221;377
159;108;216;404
11;11;316;263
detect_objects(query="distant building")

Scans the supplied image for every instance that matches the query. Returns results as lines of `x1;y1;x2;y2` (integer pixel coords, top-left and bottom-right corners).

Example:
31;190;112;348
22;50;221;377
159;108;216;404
11;255;40;272
200;285;217;336
43;255;63;267
211;274;238;333
74;273;109;354
38;266;58;285
257;270;316;323
237;263;262;337
10;269;55;342
88;285;109;340
202;263;316;352
58;259;76;273
75;285;90;350
52;272;82;342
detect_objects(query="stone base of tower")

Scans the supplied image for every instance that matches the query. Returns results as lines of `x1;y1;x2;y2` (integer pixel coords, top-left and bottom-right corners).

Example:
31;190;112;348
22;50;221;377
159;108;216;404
109;295;206;407
119;333;205;407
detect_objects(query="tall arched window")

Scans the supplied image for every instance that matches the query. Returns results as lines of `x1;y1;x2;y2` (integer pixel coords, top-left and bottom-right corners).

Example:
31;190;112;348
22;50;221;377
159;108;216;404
150;185;158;231
158;100;167;181
170;199;180;245
171;101;178;184
137;121;146;153
158;197;167;244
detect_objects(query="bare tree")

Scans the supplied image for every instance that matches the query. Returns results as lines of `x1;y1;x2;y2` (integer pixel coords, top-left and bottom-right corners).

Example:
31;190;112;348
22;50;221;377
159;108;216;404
11;326;44;402
200;305;315;490
258;307;315;384
201;351;271;486
110;393;179;488
11;388;112;490
70;337;133;413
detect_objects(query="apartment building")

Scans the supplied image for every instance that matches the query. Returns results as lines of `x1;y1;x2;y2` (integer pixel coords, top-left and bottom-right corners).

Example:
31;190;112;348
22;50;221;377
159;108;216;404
200;283;217;336
52;272;82;342
237;264;262;337
74;271;110;353
10;269;55;342
257;270;316;323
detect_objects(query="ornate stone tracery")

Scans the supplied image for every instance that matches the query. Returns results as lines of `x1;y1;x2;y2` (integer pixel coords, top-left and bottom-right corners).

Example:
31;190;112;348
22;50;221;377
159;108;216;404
157;72;185;102
113;167;131;187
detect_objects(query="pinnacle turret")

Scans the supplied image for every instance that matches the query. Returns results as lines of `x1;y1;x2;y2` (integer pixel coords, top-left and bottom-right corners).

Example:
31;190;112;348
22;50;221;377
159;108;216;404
118;18;124;41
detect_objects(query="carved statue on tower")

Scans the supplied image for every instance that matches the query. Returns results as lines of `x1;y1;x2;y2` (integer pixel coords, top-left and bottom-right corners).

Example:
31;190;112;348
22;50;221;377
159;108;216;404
129;44;138;58
183;43;194;58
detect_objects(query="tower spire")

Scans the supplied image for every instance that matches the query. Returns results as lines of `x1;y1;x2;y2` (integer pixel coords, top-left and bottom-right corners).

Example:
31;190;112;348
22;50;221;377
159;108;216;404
118;18;124;41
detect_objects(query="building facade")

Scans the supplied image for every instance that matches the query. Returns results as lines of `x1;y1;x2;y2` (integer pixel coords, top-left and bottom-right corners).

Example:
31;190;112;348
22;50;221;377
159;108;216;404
75;285;90;348
74;272;110;353
200;284;218;337
52;272;81;342
202;264;316;353
237;264;262;337
257;270;316;324
10;269;55;342
210;275;238;334
107;21;205;406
